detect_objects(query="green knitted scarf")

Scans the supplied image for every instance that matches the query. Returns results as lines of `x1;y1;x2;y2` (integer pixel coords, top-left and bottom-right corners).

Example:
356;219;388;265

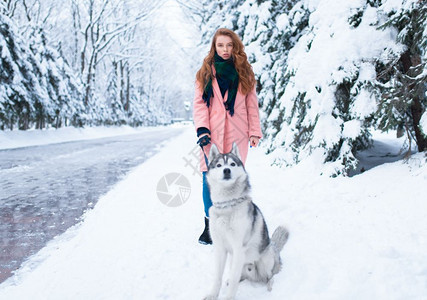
202;52;239;116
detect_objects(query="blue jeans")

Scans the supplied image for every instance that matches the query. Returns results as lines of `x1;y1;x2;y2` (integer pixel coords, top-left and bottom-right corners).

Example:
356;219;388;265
202;171;212;217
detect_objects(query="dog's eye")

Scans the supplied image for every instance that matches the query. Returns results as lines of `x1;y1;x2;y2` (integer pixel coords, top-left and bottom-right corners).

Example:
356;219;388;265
230;162;236;167
216;163;222;168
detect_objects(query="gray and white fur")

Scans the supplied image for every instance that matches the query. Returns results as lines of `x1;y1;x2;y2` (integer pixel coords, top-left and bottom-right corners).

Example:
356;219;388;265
203;143;289;300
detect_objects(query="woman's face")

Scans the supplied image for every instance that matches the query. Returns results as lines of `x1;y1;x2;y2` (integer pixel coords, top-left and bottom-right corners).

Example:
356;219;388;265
215;35;233;60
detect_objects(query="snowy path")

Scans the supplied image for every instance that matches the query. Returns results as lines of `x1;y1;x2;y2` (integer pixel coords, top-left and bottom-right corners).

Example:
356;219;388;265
0;126;426;299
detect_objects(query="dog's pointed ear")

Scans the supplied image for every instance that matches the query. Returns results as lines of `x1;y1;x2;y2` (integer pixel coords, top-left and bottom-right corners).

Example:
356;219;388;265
209;143;220;161
231;142;241;159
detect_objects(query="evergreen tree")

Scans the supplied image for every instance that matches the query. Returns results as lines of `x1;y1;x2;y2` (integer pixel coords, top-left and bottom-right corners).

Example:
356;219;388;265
105;60;126;125
374;1;427;152
0;9;84;130
1;0;186;130
195;0;424;176
245;0;310;154
259;1;401;175
0;12;47;130
27;27;84;129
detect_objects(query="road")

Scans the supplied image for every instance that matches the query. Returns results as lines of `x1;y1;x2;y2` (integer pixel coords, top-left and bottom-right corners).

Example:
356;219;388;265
0;127;183;283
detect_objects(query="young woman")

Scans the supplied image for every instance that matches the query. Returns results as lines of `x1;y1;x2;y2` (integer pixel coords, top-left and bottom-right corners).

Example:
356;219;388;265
193;28;262;245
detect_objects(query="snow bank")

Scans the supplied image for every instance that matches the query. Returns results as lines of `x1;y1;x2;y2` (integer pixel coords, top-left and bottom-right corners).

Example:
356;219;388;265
0;127;426;299
0;125;183;150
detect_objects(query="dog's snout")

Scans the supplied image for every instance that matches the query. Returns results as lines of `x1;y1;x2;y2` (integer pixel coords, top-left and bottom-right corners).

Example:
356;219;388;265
223;168;231;180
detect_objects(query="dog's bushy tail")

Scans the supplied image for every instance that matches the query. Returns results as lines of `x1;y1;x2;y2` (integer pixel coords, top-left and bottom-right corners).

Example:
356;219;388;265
270;226;289;276
271;226;289;253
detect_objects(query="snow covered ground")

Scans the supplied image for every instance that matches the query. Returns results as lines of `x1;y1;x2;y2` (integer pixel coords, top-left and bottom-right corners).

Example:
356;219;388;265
0;125;426;299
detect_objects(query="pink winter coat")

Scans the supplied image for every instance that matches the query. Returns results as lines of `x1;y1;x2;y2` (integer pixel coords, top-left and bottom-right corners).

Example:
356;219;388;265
193;71;263;172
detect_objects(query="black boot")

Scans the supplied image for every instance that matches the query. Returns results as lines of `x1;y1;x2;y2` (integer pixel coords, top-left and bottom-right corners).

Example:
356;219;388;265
198;217;212;245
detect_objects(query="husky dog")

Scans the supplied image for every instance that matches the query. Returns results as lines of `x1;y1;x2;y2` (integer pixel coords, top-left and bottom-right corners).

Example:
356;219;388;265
203;143;289;300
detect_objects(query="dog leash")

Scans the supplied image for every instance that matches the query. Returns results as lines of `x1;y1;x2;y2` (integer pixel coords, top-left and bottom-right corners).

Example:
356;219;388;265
200;144;210;169
198;135;210;169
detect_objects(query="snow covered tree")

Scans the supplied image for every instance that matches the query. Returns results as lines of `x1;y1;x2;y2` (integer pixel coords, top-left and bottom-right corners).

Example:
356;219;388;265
27;28;84;128
373;1;427;153
0;9;83;130
194;0;424;176
1;0;85;130
240;0;310;151
105;60;126;125
67;0;188;126
256;0;411;176
0;12;42;129
1;0;196;129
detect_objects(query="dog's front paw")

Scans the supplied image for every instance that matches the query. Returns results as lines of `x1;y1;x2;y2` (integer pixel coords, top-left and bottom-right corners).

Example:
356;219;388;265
267;277;274;291
203;295;218;300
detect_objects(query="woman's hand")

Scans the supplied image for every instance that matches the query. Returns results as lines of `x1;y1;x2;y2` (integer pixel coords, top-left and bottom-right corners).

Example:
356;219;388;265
250;136;260;147
197;134;211;147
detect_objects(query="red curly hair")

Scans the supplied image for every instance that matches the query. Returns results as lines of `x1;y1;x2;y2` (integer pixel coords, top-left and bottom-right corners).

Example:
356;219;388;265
196;28;255;95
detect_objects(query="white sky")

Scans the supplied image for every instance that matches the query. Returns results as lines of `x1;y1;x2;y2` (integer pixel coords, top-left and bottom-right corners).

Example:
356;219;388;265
158;0;199;50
